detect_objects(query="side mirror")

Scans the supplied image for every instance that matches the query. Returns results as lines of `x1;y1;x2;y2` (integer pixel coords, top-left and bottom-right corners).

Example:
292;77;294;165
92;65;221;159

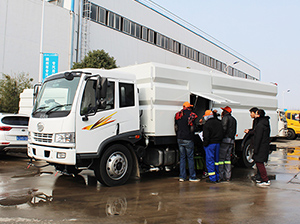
33;83;42;106
97;77;107;109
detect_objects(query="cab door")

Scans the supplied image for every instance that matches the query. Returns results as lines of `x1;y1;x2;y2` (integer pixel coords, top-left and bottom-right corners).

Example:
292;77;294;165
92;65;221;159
75;79;139;155
76;79;118;154
290;113;300;134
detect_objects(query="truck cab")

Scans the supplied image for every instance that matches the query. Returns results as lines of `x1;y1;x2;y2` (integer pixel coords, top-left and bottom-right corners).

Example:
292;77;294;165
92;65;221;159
285;110;300;140
28;69;141;186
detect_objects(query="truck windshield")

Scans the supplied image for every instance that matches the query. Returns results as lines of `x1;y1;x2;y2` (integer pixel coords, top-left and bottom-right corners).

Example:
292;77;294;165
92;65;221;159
32;76;81;118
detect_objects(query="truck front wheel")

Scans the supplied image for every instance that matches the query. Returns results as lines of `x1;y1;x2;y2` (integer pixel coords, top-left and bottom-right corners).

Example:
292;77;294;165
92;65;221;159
242;139;255;168
94;144;133;187
287;129;297;140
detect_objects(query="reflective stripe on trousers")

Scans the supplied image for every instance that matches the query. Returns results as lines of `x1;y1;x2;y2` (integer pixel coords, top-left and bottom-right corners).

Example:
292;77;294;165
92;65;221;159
204;143;220;182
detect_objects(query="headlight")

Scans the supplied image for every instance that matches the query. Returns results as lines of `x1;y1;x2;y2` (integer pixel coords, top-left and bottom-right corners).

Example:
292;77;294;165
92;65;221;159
55;133;75;143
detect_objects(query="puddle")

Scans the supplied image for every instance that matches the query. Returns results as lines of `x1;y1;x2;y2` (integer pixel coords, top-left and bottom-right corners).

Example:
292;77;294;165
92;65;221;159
0;188;52;207
11;171;53;178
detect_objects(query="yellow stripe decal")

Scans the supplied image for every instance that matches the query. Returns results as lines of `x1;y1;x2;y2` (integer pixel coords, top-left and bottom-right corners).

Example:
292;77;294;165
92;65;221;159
82;112;117;130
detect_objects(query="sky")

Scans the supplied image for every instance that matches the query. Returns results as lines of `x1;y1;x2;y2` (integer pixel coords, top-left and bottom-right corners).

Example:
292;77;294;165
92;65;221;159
152;0;300;110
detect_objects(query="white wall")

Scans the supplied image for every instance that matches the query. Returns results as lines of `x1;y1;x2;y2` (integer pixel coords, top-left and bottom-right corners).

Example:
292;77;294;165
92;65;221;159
0;0;71;83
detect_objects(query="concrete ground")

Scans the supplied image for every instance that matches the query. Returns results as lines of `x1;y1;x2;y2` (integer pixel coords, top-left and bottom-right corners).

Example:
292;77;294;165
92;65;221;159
0;138;300;224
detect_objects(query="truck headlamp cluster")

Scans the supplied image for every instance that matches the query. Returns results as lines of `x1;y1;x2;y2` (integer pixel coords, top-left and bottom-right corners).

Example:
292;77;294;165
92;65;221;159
55;133;75;143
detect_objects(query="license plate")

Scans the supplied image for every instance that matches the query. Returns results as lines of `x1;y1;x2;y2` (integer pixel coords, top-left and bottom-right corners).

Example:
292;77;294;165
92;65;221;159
17;136;28;141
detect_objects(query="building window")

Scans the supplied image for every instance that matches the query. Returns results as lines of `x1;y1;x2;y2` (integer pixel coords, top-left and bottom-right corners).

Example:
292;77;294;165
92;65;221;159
164;36;168;49
188;48;192;59
174;41;180;54
123;19;130;34
168;39;174;51
98;7;106;24
148;30;154;43
119;83;135;108
108;12;114;27
130;22;135;36
180;45;185;56
136;24;141;38
156;33;162;46
90;3;98;22
115;14;121;30
142;27;148;41
193;50;198;61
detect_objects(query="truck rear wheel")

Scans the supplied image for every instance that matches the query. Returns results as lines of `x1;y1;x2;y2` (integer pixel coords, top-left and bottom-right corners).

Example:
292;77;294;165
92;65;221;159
94;144;133;187
242;139;255;168
287;129;297;140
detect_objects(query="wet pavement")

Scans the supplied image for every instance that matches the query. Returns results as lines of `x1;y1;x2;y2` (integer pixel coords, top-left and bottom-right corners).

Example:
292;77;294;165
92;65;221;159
0;139;300;224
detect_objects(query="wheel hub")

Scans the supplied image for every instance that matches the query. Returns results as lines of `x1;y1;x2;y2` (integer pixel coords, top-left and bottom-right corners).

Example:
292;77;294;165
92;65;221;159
106;151;128;180
245;145;254;163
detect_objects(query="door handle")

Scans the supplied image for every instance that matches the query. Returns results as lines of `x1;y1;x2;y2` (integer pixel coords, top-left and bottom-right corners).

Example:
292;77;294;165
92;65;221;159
115;123;120;135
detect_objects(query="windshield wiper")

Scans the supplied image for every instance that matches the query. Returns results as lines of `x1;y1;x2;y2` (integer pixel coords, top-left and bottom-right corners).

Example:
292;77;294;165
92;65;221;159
32;106;49;115
45;104;72;115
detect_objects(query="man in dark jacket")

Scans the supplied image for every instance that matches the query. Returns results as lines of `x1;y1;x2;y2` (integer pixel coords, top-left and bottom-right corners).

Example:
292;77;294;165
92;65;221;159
253;109;271;187
219;106;237;182
244;107;261;182
244;107;259;135
202;110;223;183
175;102;200;182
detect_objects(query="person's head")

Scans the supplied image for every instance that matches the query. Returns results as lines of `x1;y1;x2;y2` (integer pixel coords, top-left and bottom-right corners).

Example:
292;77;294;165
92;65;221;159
221;106;232;116
203;110;213;121
183;101;193;109
249;107;258;118
256;109;265;118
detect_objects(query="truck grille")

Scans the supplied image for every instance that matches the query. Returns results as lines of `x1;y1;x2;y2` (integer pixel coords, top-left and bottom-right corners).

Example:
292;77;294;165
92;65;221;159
33;132;53;143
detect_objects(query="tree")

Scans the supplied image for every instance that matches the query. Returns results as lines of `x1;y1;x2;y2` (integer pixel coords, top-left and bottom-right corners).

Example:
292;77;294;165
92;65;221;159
72;49;117;69
0;73;33;113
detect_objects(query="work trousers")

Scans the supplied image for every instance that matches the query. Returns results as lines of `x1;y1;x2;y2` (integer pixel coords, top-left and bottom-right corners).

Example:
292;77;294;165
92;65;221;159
204;143;220;182
177;139;197;180
219;138;234;181
255;162;268;182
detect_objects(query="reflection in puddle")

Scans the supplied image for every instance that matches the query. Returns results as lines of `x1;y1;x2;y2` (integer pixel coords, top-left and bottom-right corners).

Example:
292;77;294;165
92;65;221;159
106;197;127;216
270;147;300;171
0;188;52;206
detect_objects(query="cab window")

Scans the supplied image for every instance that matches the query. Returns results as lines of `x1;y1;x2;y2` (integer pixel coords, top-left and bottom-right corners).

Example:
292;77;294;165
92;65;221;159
119;83;134;108
292;113;300;121
80;80;115;115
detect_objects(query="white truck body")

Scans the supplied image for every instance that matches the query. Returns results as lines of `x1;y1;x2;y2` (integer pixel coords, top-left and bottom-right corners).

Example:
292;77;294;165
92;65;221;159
117;63;278;139
27;62;278;186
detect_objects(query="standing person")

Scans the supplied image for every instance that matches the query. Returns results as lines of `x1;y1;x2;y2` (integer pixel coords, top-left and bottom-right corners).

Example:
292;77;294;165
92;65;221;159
175;102;200;182
244;107;261;182
202;110;223;183
219;106;237;182
244;107;259;135
253;109;271;187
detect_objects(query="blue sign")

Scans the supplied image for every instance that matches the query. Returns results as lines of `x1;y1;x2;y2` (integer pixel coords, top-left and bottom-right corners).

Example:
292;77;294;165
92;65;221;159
43;53;58;80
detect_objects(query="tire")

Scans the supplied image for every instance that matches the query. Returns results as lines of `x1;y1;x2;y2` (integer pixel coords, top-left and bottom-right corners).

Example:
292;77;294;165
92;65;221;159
287;129;296;140
55;165;82;176
94;144;133;187
242;139;255;168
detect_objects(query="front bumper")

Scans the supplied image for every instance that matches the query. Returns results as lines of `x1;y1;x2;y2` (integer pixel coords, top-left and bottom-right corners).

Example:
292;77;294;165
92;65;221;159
28;143;76;165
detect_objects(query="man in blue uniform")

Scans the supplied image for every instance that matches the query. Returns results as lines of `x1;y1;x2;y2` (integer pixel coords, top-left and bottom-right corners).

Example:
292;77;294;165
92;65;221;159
202;110;223;183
